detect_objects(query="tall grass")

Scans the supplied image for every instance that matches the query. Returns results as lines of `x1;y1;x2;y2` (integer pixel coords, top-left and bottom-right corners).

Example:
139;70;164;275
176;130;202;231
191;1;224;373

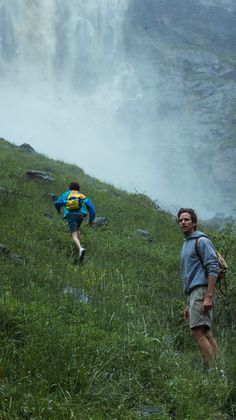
0;138;236;418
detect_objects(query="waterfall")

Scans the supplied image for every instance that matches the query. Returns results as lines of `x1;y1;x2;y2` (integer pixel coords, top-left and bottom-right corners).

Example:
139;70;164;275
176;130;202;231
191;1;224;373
0;0;138;177
0;1;130;88
0;0;230;216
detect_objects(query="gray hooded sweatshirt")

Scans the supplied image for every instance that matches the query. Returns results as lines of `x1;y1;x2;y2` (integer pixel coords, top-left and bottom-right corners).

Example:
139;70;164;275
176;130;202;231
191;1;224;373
181;230;219;294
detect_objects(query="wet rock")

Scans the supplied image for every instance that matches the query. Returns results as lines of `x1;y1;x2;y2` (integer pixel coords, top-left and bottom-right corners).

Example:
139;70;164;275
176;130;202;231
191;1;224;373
0;243;11;256
93;217;109;227
19;143;35;153
0;243;24;264
62;287;90;304
137;229;153;242
26;170;54;182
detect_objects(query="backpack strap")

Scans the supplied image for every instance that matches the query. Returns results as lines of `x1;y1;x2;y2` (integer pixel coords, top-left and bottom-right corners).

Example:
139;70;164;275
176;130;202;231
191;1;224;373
194;237;205;268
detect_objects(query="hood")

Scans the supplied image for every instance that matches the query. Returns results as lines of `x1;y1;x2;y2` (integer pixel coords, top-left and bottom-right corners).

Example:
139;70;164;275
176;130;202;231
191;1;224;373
185;230;208;241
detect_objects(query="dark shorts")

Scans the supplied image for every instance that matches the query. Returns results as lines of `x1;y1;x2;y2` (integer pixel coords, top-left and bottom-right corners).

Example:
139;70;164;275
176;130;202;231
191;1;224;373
67;213;84;233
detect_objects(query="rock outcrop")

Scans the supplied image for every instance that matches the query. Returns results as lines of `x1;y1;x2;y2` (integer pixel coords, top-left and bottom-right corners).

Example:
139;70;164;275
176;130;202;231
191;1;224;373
0;243;24;264
26;170;54;182
19;143;36;153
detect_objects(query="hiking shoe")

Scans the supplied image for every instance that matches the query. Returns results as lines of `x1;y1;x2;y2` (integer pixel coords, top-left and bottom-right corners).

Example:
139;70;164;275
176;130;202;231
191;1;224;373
219;369;226;380
79;247;86;261
208;367;226;381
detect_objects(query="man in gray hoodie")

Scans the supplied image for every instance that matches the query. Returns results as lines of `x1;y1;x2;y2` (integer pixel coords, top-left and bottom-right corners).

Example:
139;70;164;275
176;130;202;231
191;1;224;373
178;208;220;368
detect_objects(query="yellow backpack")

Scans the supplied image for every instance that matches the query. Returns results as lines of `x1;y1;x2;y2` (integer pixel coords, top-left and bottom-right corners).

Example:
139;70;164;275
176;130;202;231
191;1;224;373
65;191;86;211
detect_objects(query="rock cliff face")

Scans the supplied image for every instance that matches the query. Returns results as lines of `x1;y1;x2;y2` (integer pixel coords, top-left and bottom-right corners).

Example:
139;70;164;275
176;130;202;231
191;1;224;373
123;0;236;211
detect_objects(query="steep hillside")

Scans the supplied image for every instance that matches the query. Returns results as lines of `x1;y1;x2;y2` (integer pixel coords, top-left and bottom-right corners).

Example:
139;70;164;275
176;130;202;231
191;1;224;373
0;137;236;418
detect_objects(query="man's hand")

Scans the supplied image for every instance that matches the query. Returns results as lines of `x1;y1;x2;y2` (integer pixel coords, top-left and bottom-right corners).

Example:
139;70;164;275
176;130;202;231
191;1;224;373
203;276;216;312
88;221;94;226
203;295;213;312
184;305;190;321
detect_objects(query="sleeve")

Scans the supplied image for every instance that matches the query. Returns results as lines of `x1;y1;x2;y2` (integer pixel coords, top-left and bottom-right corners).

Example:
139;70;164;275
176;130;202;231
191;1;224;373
198;238;219;278
84;198;96;223
54;192;68;212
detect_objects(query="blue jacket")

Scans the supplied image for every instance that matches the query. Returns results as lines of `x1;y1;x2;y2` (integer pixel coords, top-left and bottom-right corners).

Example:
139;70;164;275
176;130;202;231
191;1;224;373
54;190;96;223
180;230;219;294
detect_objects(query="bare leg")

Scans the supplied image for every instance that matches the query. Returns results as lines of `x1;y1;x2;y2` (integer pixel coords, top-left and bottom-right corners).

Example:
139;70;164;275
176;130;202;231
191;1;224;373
191;327;219;368
71;231;82;251
205;330;220;359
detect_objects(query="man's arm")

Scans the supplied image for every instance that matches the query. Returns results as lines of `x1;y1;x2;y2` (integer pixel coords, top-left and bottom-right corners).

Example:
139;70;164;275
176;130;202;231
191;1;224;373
199;238;219;312
184;296;190;320
203;274;217;312
84;198;96;223
54;192;67;212
184;304;190;320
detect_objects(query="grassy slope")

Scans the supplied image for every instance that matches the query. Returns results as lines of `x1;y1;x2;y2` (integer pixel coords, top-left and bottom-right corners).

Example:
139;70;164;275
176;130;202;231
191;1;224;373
0;138;236;419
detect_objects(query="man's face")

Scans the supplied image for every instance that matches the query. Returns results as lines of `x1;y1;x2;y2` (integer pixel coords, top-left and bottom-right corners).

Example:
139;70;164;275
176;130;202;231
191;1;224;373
178;212;196;236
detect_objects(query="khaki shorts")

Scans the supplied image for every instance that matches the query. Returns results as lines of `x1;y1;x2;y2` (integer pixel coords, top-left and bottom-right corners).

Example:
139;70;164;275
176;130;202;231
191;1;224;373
189;286;215;330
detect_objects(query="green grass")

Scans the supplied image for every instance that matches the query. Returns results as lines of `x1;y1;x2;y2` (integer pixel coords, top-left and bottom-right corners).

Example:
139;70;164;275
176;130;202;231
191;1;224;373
0;137;236;418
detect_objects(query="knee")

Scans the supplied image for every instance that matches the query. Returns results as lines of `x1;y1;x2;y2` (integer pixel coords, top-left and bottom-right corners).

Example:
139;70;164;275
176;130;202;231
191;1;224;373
71;232;79;242
190;328;197;339
190;327;203;342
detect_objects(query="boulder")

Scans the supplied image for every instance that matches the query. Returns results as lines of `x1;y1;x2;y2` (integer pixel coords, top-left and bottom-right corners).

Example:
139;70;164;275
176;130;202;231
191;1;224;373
93;217;109;227
19;143;35;153
26;170;54;182
0;243;11;256
0;243;24;264
137;229;153;242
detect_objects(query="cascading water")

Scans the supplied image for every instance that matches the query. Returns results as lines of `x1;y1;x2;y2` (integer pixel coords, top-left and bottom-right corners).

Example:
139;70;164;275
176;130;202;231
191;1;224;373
0;0;233;216
0;0;137;181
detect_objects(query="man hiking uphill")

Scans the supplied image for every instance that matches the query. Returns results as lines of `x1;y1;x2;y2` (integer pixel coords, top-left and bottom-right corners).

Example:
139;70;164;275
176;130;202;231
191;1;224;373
54;182;96;261
178;208;221;369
